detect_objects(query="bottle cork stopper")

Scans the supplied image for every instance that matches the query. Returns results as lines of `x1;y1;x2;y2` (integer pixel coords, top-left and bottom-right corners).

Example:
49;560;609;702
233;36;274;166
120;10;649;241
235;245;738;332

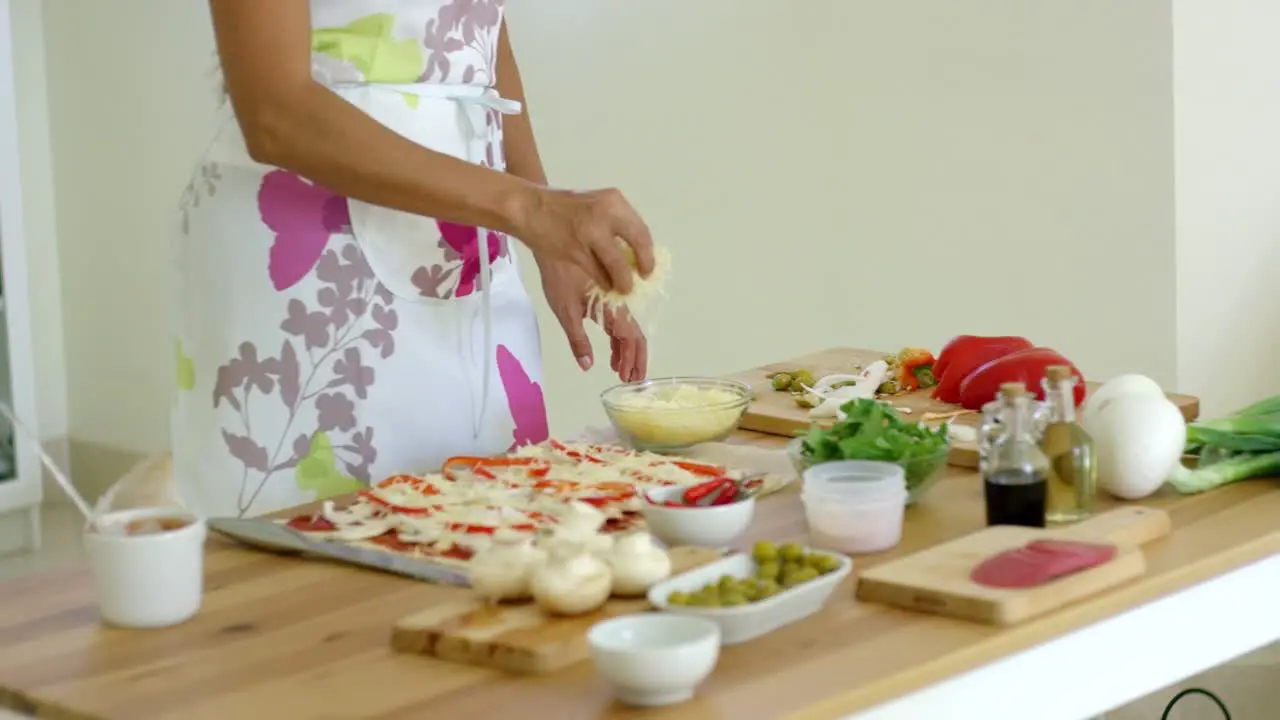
998;382;1027;398
1045;365;1072;382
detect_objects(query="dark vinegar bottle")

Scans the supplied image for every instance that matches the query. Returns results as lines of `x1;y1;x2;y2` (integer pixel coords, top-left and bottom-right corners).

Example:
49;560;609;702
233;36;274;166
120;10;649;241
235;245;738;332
983;382;1049;528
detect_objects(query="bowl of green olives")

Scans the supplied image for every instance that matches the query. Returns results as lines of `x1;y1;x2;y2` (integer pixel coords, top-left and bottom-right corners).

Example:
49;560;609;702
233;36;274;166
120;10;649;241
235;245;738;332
645;540;852;645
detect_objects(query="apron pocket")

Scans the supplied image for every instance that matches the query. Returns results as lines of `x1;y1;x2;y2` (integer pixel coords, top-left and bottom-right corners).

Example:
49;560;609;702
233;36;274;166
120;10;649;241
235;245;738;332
339;87;485;303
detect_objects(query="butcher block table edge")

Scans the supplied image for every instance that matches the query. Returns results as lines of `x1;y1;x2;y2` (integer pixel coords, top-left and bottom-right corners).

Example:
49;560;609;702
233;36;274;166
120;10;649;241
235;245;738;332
819;520;1280;717
842;553;1280;720
3;428;1280;720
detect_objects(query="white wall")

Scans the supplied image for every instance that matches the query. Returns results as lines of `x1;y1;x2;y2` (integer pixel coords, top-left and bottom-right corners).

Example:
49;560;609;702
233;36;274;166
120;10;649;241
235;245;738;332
1173;1;1280;418
40;0;217;452
510;0;1176;432
7;0;67;442
30;0;1269;454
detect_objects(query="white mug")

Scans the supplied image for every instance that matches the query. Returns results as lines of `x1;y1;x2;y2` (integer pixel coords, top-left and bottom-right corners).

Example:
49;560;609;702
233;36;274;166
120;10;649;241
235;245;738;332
83;507;207;629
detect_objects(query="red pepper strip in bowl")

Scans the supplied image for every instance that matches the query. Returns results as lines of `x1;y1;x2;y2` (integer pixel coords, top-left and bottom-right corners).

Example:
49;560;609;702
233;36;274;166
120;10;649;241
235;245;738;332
710;479;740;505
682;477;728;505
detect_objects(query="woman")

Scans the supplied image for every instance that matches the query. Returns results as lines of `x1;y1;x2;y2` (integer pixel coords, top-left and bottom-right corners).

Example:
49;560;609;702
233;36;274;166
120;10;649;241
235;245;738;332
174;0;655;518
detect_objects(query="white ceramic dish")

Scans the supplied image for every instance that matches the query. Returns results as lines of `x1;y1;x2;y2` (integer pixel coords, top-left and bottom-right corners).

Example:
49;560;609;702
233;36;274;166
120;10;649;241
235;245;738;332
639;486;755;550
84;507;207;629
588;613;721;707
646;548;853;645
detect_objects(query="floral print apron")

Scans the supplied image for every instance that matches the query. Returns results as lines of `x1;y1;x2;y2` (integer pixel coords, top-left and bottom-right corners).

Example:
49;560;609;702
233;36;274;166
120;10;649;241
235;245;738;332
172;0;548;518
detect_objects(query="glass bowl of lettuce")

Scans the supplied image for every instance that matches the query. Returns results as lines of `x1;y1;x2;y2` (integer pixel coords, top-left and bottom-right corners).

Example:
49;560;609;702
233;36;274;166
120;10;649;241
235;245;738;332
786;399;951;505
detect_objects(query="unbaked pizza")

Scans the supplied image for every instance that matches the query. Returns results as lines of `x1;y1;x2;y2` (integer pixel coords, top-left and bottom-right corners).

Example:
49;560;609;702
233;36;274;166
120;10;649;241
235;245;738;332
281;440;777;569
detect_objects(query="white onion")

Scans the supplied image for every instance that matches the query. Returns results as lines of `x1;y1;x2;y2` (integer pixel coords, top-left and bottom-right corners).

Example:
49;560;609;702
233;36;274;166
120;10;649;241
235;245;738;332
1082;394;1186;500
1081;374;1166;425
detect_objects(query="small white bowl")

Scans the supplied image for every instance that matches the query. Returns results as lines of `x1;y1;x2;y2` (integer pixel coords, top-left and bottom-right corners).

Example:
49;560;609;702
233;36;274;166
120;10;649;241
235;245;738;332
588;613;721;707
639;486;756;550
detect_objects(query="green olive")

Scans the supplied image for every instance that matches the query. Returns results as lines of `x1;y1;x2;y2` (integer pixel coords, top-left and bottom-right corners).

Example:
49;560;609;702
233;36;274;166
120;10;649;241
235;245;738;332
667;591;691;605
807;553;842;574
721;592;748;606
755;562;781;582
789;566;821;584
752;540;779;564
756;579;781;598
778;542;805;562
772;373;794;391
789;370;816;391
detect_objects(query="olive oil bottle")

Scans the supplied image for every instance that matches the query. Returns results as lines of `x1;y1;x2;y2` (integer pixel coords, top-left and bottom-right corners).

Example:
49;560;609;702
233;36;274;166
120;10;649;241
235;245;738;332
1039;366;1096;524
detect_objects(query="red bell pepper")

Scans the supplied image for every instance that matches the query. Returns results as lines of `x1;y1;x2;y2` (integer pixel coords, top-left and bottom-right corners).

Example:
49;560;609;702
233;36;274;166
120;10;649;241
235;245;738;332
932;336;1035;403
957;347;1087;410
933;335;980;381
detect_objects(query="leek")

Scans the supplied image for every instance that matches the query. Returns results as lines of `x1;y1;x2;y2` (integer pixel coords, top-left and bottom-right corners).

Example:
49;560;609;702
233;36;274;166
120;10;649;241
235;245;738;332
1168;450;1280;494
1172;395;1280;493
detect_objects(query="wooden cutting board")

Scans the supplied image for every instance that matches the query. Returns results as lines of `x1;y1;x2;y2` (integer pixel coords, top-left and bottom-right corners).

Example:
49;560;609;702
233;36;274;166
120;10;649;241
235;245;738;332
855;506;1172;626
723;347;1202;469
390;546;724;675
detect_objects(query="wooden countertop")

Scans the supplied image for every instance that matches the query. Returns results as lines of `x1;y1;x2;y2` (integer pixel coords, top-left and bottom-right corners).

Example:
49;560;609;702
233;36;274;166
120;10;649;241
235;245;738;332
2;432;1279;720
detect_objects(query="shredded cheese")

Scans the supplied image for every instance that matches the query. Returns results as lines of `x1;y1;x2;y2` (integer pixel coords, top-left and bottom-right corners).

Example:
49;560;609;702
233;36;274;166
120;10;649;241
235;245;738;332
583;244;672;325
606;384;744;447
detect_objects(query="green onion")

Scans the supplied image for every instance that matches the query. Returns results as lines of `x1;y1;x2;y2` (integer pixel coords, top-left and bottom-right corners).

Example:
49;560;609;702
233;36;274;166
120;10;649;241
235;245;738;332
1172;395;1280;493
1168;450;1280;494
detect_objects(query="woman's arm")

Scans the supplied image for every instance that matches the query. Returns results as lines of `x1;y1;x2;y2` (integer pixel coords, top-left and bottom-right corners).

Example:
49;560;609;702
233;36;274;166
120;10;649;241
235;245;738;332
209;0;651;290
210;0;536;235
493;23;548;186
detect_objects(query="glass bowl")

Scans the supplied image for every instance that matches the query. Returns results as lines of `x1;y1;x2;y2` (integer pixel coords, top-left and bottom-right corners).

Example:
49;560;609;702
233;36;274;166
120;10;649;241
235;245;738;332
786;437;951;506
601;377;751;453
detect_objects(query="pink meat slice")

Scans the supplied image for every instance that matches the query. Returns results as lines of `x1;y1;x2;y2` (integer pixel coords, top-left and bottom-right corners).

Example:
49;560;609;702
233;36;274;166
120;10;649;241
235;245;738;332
970;540;1118;589
1026;539;1116;565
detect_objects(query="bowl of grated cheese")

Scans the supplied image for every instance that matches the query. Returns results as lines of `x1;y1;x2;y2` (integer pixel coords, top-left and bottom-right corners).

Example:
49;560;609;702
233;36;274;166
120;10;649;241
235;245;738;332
602;377;751;452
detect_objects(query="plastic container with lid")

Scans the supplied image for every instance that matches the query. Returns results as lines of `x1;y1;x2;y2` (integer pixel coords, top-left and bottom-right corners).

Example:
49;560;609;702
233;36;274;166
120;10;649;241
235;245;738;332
800;461;907;554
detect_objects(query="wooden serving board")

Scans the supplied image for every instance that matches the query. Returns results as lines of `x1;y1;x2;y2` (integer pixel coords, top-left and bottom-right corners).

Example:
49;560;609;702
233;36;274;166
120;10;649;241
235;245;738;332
390;546;724;675
723;347;1202;469
855;507;1172;626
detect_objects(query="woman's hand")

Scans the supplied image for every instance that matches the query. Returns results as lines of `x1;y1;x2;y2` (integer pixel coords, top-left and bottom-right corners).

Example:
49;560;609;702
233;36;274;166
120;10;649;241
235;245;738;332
540;259;647;381
515;187;655;297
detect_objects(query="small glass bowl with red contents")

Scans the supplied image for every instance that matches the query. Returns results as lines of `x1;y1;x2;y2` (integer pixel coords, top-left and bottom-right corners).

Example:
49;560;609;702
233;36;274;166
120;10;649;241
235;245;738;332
639;482;756;550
